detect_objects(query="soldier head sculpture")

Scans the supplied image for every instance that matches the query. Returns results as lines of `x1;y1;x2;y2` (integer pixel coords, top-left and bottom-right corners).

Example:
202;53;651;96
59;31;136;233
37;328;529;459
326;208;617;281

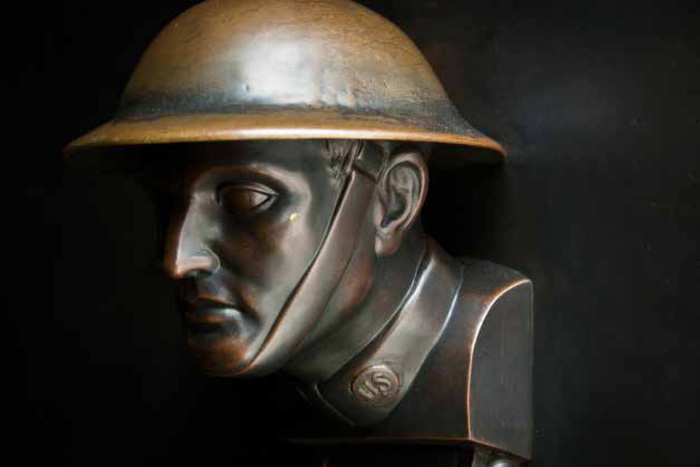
66;1;532;465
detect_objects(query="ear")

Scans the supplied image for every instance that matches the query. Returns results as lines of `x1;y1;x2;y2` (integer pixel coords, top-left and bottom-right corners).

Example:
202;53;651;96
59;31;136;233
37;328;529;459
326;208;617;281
374;147;428;257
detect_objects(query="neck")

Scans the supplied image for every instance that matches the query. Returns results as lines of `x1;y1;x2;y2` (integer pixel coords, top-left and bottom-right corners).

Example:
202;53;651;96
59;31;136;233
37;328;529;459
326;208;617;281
284;228;428;383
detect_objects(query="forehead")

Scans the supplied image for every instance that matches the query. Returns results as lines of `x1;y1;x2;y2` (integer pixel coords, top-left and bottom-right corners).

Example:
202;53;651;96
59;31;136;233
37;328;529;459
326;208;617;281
187;140;330;173
134;140;339;194
133;139;330;175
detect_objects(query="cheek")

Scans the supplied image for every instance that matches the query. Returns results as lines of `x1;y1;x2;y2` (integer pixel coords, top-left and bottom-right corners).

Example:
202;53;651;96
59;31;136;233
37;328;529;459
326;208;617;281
333;226;377;312
250;184;336;283
210;175;342;310
213;206;326;288
276;210;322;255
214;226;267;277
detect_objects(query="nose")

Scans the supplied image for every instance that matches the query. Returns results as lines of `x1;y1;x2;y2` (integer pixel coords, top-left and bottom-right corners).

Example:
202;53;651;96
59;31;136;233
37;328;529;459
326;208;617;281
162;204;220;280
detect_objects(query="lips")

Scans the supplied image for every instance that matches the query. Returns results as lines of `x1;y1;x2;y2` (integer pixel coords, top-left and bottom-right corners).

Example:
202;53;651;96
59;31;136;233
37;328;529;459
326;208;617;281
185;306;241;324
182;296;243;326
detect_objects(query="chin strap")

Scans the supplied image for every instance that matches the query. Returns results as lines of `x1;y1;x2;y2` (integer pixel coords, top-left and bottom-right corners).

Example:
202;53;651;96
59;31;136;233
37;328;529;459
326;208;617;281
239;142;385;376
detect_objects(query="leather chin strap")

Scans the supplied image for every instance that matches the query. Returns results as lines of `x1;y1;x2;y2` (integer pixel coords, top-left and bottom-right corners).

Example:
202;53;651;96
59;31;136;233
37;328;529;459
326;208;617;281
239;142;386;376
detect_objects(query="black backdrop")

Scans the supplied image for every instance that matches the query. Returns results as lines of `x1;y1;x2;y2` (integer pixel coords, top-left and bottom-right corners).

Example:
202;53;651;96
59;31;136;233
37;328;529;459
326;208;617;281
6;1;699;466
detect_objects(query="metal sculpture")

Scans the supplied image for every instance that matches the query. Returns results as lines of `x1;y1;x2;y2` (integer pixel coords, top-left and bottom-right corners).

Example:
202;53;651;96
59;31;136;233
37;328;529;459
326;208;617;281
66;1;533;465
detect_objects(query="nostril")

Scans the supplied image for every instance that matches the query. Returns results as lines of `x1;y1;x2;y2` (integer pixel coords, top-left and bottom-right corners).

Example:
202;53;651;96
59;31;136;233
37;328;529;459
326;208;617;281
180;269;200;280
165;250;220;280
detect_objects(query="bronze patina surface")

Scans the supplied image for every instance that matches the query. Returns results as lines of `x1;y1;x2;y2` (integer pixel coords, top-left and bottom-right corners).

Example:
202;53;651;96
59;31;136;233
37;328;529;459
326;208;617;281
65;0;504;158
65;1;531;466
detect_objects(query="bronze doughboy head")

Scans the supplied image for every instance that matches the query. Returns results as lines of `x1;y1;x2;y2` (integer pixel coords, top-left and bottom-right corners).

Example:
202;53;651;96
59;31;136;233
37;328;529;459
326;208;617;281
66;0;503;377
143;138;432;378
66;1;532;462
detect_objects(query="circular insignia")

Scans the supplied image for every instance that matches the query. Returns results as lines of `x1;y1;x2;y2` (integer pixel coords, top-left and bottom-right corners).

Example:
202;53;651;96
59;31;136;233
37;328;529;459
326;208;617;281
351;364;401;406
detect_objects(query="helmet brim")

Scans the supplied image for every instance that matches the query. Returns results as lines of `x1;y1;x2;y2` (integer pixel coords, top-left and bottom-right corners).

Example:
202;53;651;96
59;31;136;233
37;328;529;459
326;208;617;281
64;109;505;163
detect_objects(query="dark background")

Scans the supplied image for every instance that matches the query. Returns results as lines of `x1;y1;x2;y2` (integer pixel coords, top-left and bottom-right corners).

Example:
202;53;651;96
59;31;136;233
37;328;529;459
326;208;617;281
6;0;699;466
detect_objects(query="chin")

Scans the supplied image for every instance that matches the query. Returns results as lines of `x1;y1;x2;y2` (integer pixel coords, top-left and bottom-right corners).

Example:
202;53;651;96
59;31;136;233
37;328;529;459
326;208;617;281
186;329;258;377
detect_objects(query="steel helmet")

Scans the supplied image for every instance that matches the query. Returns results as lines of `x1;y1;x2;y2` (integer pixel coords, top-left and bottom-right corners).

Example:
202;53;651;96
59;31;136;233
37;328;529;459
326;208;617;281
64;0;504;158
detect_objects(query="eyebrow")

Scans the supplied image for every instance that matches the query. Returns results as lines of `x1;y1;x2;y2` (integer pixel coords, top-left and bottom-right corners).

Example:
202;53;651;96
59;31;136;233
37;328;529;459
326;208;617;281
187;162;295;194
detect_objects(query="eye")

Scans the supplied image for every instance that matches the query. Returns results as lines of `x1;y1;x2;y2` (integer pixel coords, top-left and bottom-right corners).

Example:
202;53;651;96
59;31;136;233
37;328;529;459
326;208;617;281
217;184;277;214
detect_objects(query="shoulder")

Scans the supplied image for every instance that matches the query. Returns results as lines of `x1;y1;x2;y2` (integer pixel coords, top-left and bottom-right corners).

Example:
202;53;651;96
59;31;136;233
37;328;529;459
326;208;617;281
453;257;532;338
457;257;532;303
452;257;533;460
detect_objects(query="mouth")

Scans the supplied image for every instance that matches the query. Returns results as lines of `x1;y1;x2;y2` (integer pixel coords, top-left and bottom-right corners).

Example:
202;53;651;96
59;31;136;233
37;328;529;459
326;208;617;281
182;296;245;333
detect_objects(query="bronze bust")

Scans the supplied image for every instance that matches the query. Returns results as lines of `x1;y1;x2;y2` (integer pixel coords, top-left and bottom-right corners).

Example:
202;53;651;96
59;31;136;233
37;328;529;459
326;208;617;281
65;1;533;465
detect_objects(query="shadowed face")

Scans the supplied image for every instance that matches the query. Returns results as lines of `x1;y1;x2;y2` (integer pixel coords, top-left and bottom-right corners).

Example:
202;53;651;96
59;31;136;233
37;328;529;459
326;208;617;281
157;140;346;376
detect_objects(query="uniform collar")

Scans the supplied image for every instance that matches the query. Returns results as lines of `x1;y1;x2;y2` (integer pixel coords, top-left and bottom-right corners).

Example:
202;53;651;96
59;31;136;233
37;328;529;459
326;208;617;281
301;240;464;426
